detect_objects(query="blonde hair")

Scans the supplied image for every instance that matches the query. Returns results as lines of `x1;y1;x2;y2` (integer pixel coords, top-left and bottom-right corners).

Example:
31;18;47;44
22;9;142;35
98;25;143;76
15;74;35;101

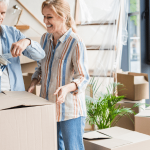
42;0;77;33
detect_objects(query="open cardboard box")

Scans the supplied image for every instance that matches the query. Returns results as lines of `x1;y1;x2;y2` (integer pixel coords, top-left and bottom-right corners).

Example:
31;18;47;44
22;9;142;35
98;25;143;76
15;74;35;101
84;127;150;150
114;99;145;131
117;72;149;100
135;107;150;135
0;91;57;150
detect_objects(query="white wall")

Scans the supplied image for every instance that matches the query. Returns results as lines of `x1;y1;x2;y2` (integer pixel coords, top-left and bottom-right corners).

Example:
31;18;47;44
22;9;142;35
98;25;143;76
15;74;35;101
2;0;120;75
3;0;46;37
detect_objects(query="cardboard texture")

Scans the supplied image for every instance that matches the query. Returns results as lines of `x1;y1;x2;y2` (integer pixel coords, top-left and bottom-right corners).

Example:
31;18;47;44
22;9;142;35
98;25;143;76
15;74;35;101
85;84;94;131
0;91;57;150
135;108;150;135
84;127;150;150
117;72;149;100
23;73;41;96
21;62;38;73
114;99;145;131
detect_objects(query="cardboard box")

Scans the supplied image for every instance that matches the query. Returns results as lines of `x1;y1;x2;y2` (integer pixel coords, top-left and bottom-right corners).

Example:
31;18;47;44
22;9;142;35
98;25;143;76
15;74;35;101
117;72;149;100
135;108;150;135
85;84;94;131
114;99;145;131
84;126;150;150
21;62;38;73
0;91;57;150
23;73;41;96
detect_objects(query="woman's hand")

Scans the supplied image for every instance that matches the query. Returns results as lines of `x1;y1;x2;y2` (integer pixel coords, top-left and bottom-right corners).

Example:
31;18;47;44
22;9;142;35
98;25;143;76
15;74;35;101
54;86;68;104
54;83;77;104
28;78;39;93
11;39;31;57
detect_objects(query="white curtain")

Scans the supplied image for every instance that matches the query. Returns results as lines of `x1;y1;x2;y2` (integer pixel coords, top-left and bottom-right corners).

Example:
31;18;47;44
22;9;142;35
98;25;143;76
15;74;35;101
76;0;128;93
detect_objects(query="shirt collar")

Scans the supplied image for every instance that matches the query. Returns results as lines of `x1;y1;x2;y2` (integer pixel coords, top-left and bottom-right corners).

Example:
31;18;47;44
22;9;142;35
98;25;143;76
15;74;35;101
49;28;72;43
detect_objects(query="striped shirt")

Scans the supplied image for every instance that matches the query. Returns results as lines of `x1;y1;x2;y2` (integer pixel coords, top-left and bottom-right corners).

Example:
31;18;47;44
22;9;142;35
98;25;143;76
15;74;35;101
32;28;89;122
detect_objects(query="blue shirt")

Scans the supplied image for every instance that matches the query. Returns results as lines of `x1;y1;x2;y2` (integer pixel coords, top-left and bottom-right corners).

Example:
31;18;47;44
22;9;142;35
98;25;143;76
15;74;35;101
1;25;45;91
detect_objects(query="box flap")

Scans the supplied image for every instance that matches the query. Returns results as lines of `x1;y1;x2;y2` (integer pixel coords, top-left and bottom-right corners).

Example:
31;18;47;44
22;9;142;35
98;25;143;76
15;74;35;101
134;76;148;84
97;127;132;138
83;131;111;140
118;99;145;104
135;110;150;117
0;91;53;111
117;131;150;143
128;72;148;81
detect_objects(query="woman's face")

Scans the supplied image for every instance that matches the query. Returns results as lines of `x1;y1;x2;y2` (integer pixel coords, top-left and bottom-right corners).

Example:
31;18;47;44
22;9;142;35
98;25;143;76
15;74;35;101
42;6;66;34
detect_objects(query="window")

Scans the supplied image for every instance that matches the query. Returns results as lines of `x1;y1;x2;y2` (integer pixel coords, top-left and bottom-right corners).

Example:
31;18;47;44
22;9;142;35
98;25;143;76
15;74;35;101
128;0;140;73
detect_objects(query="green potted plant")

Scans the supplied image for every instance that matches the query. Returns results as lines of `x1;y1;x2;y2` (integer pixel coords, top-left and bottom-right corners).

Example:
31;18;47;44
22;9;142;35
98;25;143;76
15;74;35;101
85;77;144;130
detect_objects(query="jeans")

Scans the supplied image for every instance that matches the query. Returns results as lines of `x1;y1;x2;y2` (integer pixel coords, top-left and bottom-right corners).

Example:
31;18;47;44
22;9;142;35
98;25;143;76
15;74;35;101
57;116;86;150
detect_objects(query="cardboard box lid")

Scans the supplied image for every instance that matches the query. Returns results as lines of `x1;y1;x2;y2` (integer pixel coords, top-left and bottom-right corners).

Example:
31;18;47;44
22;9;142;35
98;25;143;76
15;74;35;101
118;99;145;104
83;131;111;140
84;127;132;149
135;109;150;117
0;91;53;111
128;72;148;81
85;138;132;149
134;76;148;84
84;127;150;149
117;131;150;143
97;127;131;138
117;72;149;82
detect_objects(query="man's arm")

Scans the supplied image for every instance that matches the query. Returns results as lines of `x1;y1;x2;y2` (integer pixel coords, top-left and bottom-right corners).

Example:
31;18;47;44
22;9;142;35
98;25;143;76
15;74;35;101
10;28;45;61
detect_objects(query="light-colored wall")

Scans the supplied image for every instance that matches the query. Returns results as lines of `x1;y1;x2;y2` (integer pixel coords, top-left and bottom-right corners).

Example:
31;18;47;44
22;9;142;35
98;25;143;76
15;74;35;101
3;0;47;37
2;0;120;72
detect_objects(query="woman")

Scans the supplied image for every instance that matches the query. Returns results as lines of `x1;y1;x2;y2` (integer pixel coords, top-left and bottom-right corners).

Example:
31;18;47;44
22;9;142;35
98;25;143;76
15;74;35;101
28;0;89;149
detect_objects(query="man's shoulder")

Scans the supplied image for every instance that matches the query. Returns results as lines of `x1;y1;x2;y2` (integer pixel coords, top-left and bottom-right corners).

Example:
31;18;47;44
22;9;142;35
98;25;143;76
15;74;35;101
1;25;18;33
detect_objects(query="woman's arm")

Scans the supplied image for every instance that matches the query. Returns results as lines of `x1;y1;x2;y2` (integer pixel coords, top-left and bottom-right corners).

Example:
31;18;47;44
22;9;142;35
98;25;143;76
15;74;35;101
54;40;89;104
54;83;77;104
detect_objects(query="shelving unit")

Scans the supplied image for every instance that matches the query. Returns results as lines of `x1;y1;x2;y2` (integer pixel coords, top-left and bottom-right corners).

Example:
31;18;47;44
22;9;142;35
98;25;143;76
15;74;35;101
15;25;30;30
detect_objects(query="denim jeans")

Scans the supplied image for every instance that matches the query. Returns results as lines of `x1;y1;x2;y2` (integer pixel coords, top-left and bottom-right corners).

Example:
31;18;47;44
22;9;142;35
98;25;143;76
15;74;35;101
57;116;86;150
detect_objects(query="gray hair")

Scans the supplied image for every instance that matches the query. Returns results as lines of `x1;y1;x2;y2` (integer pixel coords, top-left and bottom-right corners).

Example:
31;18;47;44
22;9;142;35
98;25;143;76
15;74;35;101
0;0;9;6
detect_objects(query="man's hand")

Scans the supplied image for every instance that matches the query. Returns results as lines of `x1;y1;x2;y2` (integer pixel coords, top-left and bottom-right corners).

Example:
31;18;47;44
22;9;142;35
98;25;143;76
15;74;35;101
28;78;39;93
11;39;31;57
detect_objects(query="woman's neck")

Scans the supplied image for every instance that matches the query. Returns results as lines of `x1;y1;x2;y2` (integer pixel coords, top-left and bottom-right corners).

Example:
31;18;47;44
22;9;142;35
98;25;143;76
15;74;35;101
53;28;68;47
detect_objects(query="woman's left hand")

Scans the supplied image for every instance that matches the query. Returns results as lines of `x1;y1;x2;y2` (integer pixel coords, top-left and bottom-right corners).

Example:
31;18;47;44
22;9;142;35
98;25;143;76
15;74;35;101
54;86;68;104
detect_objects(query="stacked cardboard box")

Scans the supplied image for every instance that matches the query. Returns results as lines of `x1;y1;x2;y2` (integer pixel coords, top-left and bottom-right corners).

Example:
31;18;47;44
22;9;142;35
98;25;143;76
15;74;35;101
117;72;149;100
114;99;145;131
135;106;150;135
116;72;149;131
83;126;150;150
0;91;57;150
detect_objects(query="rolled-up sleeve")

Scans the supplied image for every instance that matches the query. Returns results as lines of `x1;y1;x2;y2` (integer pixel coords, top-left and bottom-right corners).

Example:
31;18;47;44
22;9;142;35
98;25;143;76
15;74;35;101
14;28;45;61
71;41;90;94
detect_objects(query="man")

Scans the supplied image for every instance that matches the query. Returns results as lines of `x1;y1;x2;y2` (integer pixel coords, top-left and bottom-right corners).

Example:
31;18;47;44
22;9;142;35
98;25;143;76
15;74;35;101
0;0;45;91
